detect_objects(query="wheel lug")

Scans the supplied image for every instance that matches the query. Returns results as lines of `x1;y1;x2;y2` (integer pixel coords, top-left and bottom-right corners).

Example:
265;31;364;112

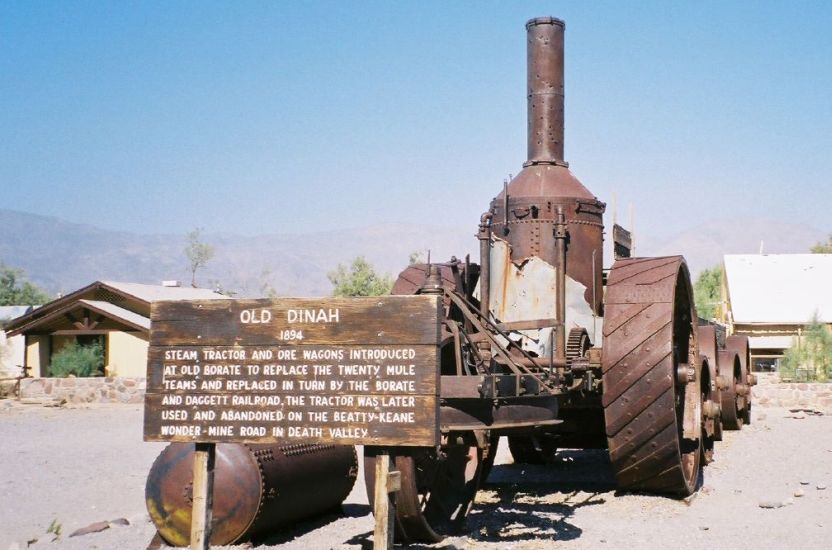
703;400;721;419
675;363;695;385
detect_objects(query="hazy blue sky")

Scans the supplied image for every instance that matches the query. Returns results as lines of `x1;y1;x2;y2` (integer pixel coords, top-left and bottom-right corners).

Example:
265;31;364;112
2;1;830;242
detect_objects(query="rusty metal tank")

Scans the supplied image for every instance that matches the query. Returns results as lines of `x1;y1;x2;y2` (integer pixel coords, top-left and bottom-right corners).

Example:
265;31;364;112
146;442;357;546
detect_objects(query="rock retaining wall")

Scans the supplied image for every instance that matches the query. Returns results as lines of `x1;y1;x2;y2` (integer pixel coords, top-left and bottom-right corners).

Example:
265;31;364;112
19;377;146;404
13;374;832;412
752;373;832;413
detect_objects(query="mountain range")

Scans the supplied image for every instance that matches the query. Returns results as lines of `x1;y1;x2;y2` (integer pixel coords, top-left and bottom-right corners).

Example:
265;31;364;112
0;209;825;298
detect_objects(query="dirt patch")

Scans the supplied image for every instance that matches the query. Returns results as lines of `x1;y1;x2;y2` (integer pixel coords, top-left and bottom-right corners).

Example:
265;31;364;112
1;403;830;549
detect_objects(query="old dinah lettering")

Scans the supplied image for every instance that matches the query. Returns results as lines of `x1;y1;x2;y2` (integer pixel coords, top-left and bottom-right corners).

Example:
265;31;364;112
286;308;340;323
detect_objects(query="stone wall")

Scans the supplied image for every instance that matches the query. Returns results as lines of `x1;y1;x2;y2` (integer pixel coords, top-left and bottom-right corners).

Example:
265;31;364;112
752;373;832;413
13;373;832;413
19;376;146;404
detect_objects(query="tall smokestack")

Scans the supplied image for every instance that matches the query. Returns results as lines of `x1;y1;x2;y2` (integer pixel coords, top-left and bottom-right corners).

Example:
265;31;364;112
525;17;565;166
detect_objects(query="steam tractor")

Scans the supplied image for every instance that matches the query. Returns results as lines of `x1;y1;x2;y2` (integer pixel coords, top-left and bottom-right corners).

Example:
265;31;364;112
145;16;756;546
363;17;755;542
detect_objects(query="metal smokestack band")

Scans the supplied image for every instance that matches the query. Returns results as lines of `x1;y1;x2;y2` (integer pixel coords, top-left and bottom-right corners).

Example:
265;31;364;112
525;17;566;166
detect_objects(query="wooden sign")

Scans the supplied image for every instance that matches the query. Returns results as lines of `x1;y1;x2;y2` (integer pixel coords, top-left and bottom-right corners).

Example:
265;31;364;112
143;296;441;447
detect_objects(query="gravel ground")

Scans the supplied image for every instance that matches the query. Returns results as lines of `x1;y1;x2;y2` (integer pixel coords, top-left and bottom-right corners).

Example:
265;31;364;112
1;401;830;550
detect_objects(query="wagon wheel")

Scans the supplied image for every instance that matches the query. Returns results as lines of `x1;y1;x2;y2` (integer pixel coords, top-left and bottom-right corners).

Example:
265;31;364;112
507;434;559;464
480;434;500;482
601;256;703;496
726;335;752;425
697;326;723;442
699;356;717;465
364;443;485;543
717;350;744;430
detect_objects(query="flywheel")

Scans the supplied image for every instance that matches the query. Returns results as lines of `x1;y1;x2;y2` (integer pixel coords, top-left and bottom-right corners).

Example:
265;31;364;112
601;256;703;496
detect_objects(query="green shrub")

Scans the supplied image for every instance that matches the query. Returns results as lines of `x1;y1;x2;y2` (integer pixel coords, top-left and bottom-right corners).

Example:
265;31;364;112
49;341;104;377
780;313;832;382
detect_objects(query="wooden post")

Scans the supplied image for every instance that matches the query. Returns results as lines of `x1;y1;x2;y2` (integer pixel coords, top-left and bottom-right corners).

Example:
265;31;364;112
373;453;401;550
191;443;216;550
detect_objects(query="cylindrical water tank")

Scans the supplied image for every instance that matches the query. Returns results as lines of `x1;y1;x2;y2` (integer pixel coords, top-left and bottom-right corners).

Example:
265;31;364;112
146;442;358;546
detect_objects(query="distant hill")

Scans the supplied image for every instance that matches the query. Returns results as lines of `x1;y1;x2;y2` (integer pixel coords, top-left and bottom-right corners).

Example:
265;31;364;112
0;209;475;297
637;219;826;276
0;209;824;297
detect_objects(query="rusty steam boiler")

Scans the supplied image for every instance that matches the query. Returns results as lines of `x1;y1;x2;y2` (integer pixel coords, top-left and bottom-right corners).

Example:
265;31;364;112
363;17;756;542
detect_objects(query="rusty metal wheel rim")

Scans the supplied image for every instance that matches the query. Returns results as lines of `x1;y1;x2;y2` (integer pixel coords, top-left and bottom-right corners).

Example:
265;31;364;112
700;356;716;465
726;335;752;425
718;350;743;430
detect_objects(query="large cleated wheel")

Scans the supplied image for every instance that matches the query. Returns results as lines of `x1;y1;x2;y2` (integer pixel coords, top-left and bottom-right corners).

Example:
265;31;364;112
364;443;485;543
726;335;753;425
602;256;703;496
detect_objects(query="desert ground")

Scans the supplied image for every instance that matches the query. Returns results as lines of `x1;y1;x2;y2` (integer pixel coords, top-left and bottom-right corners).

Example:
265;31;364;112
1;401;830;550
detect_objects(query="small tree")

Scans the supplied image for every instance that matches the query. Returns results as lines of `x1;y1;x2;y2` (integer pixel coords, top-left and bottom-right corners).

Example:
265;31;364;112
328;257;393;297
0;263;51;305
49;341;105;377
259;268;279;299
408;250;426;265
780;313;832;382
693;265;723;320
184;228;215;288
810;234;832;254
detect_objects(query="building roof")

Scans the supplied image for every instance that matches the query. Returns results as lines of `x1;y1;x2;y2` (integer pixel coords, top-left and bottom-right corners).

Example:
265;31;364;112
78;300;151;331
100;281;229;303
748;335;794;350
724;254;832;325
4;281;228;336
0;306;35;321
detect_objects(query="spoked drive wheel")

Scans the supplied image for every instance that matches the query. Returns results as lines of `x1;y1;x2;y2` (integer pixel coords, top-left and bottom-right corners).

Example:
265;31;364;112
601;256;703;496
364;442;485;543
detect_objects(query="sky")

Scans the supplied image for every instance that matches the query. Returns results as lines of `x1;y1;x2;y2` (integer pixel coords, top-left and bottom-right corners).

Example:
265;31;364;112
1;1;830;242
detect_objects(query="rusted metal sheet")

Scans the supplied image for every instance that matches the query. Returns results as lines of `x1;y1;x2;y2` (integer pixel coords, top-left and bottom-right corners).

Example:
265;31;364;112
146;442;357;546
613;224;633;259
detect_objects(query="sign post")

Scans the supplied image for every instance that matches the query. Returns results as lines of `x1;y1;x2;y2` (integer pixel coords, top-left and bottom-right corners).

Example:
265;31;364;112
373;452;400;550
190;443;215;550
143;295;441;547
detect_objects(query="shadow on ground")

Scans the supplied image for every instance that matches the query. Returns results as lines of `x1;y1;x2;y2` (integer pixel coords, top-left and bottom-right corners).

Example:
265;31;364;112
254;503;371;546
456;449;617;544
348;449;619;549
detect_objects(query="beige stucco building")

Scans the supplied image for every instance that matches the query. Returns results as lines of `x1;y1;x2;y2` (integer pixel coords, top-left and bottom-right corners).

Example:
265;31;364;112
721;254;832;371
4;281;227;378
